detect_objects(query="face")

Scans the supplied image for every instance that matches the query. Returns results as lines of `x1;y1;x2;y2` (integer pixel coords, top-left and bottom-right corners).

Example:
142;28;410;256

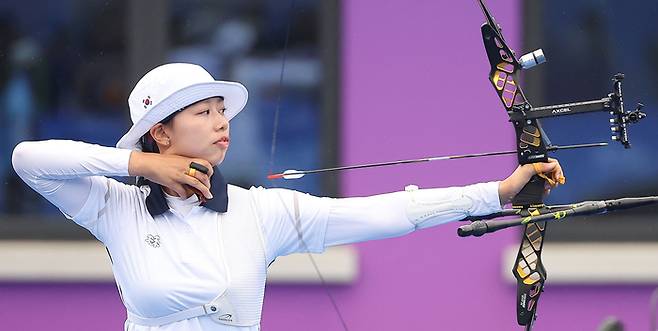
154;97;230;166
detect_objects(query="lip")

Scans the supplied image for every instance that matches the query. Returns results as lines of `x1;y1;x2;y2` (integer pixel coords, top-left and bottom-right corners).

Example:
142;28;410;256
214;137;230;148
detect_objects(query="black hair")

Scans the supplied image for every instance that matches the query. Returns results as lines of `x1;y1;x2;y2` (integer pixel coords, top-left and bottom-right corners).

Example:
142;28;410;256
139;110;180;153
136;111;180;186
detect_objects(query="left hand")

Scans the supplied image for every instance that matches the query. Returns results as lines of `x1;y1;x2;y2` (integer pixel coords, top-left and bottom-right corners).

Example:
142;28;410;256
498;158;565;205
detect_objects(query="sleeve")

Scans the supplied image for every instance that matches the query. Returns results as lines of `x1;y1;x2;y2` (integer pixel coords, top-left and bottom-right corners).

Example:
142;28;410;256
252;181;502;260
324;181;503;246
11;140;133;239
250;186;331;262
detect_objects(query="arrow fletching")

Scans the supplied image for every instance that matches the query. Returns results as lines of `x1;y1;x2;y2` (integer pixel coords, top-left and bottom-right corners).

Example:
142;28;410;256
267;169;305;180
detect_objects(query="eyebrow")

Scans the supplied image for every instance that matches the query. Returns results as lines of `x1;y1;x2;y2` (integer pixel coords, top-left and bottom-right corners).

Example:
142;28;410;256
186;98;225;111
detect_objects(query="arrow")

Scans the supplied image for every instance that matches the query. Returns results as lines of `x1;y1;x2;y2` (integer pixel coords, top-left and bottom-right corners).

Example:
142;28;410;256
267;142;608;180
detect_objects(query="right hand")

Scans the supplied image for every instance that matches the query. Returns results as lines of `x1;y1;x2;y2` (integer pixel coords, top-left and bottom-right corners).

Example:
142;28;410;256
128;151;214;200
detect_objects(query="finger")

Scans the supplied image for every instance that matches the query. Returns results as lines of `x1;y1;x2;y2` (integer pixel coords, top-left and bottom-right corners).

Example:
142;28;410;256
186;177;212;200
541;161;557;173
532;162;553;177
205;162;214;178
185;160;211;187
192;159;214;178
182;174;213;199
187;168;211;189
173;184;188;198
553;164;565;184
554;169;563;183
543;158;565;183
186;185;207;203
191;160;214;181
549;165;558;182
202;174;211;189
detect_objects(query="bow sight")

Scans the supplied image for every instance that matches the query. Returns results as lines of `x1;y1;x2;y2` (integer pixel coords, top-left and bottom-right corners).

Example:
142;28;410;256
505;73;646;149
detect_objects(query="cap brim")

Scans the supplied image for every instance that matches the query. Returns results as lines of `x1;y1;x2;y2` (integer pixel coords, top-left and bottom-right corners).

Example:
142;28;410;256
116;81;248;151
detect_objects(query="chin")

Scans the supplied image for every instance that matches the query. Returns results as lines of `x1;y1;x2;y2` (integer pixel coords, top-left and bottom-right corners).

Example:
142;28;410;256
210;152;227;167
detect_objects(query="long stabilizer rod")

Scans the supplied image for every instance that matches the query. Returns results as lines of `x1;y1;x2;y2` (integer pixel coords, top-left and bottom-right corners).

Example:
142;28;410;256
458;196;658;237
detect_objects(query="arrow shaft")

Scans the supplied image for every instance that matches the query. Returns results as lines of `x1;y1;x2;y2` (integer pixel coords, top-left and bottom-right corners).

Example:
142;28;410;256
268;142;608;179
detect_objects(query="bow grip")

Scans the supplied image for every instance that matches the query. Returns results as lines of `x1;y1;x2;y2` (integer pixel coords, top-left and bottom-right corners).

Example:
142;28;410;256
512;174;546;207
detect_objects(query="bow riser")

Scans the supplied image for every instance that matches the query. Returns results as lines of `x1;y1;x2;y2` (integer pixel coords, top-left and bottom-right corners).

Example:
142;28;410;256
481;23;550;166
478;1;550;328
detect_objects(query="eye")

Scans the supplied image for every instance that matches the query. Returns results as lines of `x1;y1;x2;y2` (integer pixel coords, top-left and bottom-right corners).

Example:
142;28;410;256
199;110;210;115
218;108;226;115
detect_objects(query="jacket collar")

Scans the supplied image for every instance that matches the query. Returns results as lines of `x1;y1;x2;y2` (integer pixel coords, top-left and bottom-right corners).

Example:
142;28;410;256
138;167;228;217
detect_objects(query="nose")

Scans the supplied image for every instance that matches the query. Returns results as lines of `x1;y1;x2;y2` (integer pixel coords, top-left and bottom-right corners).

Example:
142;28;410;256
214;112;229;132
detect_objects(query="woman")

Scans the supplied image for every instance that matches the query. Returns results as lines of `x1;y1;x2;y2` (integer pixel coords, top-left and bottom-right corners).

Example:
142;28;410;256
12;63;564;330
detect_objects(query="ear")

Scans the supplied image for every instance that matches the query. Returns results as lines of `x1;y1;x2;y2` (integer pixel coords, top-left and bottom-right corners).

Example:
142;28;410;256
149;123;171;147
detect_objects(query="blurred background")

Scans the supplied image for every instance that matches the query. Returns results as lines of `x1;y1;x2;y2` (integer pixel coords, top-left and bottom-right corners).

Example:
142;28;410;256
0;0;336;239
0;0;657;330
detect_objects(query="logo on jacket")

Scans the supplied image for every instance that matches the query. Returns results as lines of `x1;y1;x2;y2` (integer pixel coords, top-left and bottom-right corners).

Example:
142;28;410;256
218;314;233;322
145;234;161;248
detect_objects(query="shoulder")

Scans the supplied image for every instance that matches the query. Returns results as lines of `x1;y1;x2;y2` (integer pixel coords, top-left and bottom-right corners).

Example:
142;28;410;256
228;184;275;211
228;183;251;195
229;183;272;199
108;177;146;196
101;177;150;210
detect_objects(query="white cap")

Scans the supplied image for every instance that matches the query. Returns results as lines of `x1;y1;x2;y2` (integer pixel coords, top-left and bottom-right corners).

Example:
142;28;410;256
116;63;248;151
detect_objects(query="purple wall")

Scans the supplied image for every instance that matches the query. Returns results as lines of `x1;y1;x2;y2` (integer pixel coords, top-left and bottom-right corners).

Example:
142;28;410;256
1;1;655;330
0;283;126;329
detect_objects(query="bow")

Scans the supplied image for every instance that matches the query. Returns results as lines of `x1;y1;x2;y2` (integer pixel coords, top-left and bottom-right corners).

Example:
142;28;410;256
456;1;653;330
266;1;655;330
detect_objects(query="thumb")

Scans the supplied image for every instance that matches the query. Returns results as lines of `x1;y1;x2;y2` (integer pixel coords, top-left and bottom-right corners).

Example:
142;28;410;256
535;161;557;174
534;159;565;186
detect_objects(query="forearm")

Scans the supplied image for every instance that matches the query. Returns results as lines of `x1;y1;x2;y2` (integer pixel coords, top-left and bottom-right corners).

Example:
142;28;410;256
497;177;517;206
12;140;132;180
324;181;502;246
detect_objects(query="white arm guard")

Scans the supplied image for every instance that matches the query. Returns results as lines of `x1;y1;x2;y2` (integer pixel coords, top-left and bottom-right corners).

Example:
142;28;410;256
324;181;502;246
404;182;502;230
